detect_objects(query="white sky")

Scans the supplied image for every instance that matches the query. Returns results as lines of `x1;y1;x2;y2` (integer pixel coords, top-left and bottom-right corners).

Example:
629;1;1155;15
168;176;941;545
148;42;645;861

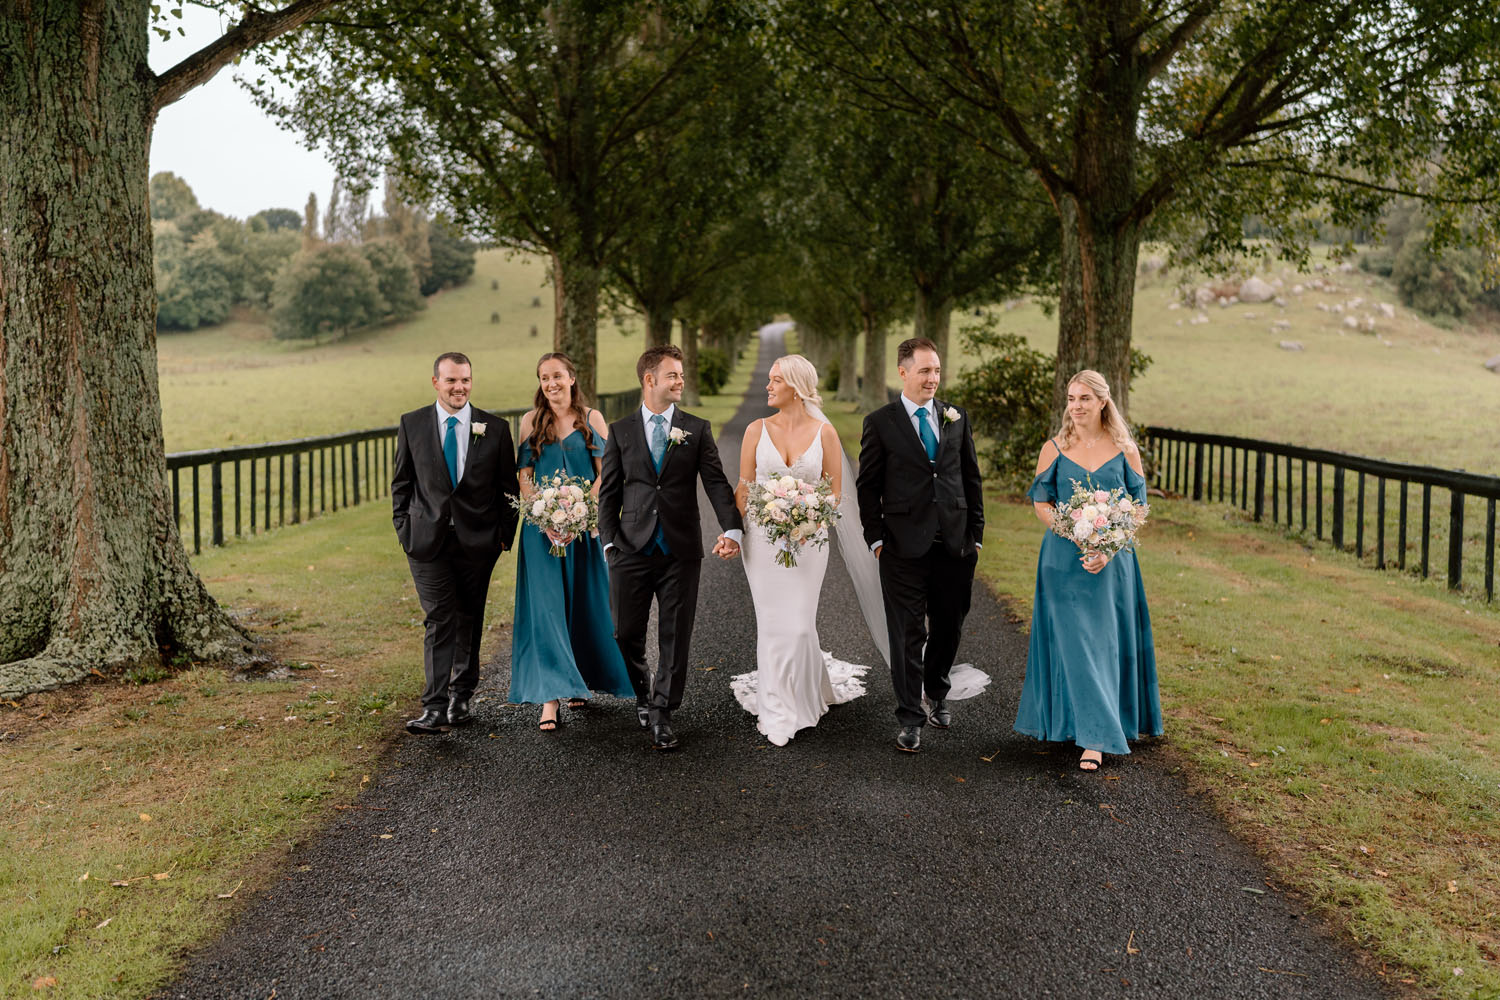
148;7;338;219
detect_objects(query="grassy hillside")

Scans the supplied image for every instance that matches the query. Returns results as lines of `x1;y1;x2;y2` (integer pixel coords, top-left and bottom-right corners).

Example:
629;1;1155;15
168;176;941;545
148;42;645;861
156;251;654;451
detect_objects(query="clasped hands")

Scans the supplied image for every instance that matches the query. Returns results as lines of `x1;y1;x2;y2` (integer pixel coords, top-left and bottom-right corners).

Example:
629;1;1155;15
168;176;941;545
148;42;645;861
1080;550;1110;574
712;534;741;560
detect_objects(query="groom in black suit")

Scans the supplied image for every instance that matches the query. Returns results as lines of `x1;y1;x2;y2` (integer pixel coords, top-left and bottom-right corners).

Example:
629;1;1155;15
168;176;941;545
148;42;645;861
392;352;519;735
598;345;743;751
856;337;985;752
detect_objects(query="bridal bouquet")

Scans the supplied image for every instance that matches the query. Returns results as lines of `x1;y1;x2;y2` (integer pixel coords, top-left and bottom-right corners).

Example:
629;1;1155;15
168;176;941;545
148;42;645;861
512;473;597;557
745;475;840;568
1049;478;1149;558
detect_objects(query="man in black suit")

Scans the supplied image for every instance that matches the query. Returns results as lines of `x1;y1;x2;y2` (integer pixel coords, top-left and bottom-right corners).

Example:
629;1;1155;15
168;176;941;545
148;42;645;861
856;337;985;752
392;352;519;735
598;345;743;751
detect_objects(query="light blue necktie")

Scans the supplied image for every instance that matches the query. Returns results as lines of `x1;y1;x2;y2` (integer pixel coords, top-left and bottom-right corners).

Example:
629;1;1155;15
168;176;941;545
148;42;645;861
914;406;938;463
649;413;668;472
443;415;460;486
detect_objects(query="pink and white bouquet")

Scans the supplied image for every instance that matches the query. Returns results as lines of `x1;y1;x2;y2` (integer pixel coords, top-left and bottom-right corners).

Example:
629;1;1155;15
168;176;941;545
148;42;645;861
745;474;840;568
511;473;597;557
1048;478;1149;558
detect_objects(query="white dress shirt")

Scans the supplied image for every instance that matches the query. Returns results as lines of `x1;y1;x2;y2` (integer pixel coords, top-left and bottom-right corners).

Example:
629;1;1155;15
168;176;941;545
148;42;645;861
435;400;473;483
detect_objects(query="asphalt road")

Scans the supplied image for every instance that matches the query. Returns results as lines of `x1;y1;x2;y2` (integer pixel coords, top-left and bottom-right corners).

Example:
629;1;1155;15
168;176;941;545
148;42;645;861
165;333;1390;999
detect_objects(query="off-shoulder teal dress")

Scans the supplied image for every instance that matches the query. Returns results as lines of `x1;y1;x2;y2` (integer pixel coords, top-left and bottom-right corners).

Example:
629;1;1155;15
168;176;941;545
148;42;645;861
508;426;634;704
1014;449;1162;755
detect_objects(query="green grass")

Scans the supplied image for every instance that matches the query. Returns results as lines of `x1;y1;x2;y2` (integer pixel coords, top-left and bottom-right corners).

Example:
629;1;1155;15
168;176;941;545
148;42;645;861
0;502;519;999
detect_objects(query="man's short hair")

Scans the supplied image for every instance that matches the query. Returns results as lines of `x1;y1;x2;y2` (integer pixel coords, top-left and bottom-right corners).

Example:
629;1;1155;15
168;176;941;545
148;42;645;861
896;337;939;369
433;351;472;377
637;344;684;384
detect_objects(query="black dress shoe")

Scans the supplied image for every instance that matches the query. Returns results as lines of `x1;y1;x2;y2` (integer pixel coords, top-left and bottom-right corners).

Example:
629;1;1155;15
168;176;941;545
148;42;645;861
405;709;449;735
895;725;922;752
651;723;680;751
636;703;651;729
927;700;952;729
447;697;473;726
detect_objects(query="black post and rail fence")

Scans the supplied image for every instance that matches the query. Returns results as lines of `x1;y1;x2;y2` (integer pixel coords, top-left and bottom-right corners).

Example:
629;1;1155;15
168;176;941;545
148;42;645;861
165;390;640;557
1144;426;1500;602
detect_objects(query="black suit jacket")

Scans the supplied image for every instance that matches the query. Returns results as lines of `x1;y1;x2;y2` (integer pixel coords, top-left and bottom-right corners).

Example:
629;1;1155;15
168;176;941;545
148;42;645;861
392;404;519;562
856;398;984;559
597;407;742;559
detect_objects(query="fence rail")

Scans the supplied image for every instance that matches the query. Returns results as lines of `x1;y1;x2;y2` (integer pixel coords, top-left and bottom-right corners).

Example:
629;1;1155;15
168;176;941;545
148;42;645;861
1144;426;1500;601
165;390;640;555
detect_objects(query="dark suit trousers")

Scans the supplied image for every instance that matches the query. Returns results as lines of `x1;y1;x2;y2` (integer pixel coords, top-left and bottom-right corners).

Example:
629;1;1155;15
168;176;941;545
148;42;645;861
608;549;701;725
407;534;498;710
880;542;977;726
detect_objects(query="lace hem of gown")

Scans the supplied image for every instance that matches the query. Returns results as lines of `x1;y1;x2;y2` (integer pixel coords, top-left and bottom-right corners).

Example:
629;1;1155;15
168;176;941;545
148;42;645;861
730;651;868;738
923;662;992;706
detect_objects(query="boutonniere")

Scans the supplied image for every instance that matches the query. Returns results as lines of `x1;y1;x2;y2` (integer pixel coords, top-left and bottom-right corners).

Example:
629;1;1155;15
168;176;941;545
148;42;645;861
941;406;960;426
667;427;690;448
471;422;487;439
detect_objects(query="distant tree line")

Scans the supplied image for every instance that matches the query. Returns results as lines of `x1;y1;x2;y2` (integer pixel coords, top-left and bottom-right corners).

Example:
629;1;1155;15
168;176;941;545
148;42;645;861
149;171;476;340
1359;200;1500;322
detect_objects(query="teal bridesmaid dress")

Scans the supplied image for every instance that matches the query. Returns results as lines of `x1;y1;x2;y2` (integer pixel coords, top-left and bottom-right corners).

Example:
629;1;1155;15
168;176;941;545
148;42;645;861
1013;449;1163;755
508;426;634;704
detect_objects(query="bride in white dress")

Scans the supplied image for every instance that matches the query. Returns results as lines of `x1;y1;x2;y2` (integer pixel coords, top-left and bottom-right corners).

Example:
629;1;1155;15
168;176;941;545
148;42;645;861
732;354;875;745
732;351;991;746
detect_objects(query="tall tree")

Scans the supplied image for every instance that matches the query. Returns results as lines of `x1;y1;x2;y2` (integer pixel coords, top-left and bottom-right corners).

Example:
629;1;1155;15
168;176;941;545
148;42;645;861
253;0;739;395
788;0;1500;418
0;0;342;697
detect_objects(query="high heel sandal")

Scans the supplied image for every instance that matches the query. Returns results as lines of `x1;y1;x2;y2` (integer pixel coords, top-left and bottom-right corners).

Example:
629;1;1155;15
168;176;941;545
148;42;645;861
538;701;560;732
1079;749;1102;771
566;698;588;710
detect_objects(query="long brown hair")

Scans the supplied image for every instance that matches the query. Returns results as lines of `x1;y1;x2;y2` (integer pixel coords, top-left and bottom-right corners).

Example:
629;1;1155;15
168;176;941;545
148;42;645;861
529;352;594;451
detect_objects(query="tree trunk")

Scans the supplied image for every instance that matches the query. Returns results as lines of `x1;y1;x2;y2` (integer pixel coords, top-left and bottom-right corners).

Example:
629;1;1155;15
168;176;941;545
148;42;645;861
1052;215;1140;424
680;318;701;406
913;285;953;361
0;4;253;697
859;308;888;413
644;300;673;349
551;247;600;397
835;332;860;403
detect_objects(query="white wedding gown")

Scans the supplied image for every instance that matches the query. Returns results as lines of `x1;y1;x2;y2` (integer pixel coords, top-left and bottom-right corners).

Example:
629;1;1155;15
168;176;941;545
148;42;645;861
734;423;869;745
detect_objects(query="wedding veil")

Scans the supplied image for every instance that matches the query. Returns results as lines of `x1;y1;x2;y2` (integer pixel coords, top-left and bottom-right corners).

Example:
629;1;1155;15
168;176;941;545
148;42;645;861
802;400;891;666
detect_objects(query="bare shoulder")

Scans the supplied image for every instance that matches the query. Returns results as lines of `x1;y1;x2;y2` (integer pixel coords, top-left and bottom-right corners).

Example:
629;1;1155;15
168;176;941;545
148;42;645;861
1124;439;1145;473
741;417;764;446
587;408;609;438
1035;437;1061;474
819;420;843;455
518;409;537;436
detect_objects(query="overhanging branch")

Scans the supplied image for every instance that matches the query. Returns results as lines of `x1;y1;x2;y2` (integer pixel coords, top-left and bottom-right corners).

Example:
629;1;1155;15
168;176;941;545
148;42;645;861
152;0;348;113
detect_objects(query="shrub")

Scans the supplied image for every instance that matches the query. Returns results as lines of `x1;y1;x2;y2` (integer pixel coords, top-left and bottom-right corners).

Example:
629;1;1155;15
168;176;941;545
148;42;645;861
421;222;477;295
697;347;731;395
271;244;385;341
154;231;236;331
361;239;424;321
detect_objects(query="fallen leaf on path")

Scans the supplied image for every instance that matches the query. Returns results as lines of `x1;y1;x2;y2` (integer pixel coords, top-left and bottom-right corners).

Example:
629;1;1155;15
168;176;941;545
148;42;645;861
1126;930;1140;955
94;918;111;930
1448;881;1459;893
1241;886;1265;894
31;976;57;989
216;881;243;899
76;872;88;882
138;813;151;822
1373;869;1390;878
379;834;393;840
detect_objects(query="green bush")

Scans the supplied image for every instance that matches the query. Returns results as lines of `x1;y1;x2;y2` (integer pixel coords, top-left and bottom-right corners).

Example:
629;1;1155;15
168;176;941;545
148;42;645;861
421;221;477;296
697;347;731;395
1393;236;1484;319
361;239;424;321
149;171;199;222
271;244;385;341
154;231;236;331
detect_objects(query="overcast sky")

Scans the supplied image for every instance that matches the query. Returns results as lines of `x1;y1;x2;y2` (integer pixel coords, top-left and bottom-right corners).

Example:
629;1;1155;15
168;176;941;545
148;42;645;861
148;7;338;219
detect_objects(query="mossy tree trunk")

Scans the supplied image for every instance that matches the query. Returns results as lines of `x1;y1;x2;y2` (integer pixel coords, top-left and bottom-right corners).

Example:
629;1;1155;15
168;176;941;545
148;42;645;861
0;0;334;697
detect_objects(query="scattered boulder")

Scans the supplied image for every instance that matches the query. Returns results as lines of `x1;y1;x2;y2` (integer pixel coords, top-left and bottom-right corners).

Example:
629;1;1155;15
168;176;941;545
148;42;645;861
1272;319;1291;331
1279;341;1304;351
1190;312;1210;325
1361;316;1376;333
1193;286;1215;307
1167;301;1181;310
1243;311;1259;320
1485;355;1500;373
1378;302;1396;319
1338;261;1355;272
1347;296;1364;309
1238;276;1276;302
1342;315;1360;330
1291;283;1305;294
1273;297;1288;308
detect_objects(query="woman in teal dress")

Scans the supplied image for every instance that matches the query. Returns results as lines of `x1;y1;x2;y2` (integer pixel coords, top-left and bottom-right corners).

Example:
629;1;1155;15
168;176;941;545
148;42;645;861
510;353;634;730
1014;369;1162;770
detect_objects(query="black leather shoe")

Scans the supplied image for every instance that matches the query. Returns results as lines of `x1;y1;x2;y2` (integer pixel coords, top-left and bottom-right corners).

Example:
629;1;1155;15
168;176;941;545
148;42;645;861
651;723;680;751
405;709;449;735
447;697;473;726
927;700;951;729
636;703;651;729
895;725;922;752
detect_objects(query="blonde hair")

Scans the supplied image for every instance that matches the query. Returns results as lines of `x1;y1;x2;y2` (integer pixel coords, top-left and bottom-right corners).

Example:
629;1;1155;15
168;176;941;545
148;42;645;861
1059;369;1135;453
773;354;823;408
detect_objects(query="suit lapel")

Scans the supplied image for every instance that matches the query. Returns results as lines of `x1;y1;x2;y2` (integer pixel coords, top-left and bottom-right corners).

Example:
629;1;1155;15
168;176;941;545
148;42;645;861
932;399;951;465
628;412;658;481
658;409;685;478
425;410;455;496
456;408;487;486
892;402;930;465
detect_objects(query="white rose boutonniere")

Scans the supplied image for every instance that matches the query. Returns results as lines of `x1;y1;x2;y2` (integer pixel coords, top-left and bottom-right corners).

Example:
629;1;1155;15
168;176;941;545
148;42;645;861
471;422;487;438
667;427;690;448
942;406;960;426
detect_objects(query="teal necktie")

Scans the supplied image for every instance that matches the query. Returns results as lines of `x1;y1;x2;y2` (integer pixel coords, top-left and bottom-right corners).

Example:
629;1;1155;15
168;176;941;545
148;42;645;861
649;413;668;472
443;415;460;486
915;406;938;462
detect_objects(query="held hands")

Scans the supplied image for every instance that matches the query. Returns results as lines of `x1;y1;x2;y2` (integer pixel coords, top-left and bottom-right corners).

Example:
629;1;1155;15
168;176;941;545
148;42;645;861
1081;550;1109;574
545;528;575;548
713;534;741;560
